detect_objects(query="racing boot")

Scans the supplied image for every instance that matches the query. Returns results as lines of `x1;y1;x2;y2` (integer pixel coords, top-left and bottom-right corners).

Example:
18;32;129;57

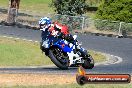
75;45;90;58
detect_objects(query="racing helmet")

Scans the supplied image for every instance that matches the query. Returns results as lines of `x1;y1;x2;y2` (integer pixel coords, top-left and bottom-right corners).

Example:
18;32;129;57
39;17;51;30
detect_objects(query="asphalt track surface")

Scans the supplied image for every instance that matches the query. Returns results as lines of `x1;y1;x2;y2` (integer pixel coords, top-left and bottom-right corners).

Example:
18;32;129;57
0;25;132;74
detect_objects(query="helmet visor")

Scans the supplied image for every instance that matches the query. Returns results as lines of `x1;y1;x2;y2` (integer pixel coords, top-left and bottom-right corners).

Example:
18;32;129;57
40;23;47;29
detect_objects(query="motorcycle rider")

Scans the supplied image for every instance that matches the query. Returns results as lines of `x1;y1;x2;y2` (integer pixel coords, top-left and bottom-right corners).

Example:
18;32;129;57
39;17;88;57
39;17;74;48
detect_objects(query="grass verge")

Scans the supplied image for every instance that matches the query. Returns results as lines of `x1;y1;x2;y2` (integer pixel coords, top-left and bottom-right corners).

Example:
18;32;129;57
0;37;52;66
0;36;105;66
1;83;132;88
0;0;54;13
0;0;96;17
0;74;131;88
14;84;132;88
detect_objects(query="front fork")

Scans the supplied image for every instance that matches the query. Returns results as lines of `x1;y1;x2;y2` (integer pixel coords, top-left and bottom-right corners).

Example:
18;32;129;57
74;43;89;59
67;51;84;66
68;47;91;66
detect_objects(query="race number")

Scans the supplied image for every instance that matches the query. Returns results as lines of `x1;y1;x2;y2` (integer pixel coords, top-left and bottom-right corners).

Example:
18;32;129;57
51;30;58;36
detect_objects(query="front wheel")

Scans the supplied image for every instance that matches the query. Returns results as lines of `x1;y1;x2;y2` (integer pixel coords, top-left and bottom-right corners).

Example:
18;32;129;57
48;48;69;70
82;55;94;69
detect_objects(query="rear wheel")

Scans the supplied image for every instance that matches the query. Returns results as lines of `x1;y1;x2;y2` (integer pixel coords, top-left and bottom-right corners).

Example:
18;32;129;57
49;48;69;70
82;55;94;69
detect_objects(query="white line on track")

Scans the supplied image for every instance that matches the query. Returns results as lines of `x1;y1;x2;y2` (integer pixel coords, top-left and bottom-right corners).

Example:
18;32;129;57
1;35;39;43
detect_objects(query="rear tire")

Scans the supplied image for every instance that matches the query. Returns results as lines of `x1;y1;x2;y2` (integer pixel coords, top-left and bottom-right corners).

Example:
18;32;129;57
82;55;94;69
49;48;69;70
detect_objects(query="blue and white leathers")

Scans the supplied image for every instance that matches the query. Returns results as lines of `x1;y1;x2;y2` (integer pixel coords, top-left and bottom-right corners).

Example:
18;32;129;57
45;34;84;66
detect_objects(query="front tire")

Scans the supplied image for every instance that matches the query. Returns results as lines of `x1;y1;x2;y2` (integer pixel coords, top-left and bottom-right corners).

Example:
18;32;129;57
48;48;69;70
82;55;94;69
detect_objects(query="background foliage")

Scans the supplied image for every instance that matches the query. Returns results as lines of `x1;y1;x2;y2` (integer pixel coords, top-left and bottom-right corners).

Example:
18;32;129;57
52;14;84;30
96;0;132;23
51;0;89;16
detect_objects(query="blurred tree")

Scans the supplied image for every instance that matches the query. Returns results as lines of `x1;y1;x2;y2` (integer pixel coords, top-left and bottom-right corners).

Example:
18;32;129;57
96;0;132;23
51;0;89;16
7;0;20;24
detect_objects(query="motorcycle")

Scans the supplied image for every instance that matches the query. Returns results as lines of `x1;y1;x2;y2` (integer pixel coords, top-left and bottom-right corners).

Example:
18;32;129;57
40;33;94;70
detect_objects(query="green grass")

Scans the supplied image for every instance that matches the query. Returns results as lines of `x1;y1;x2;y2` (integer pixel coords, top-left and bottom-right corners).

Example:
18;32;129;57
0;0;96;17
0;0;8;7
0;0;54;13
2;83;131;88
19;0;54;13
0;37;105;66
0;37;52;66
89;50;105;63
